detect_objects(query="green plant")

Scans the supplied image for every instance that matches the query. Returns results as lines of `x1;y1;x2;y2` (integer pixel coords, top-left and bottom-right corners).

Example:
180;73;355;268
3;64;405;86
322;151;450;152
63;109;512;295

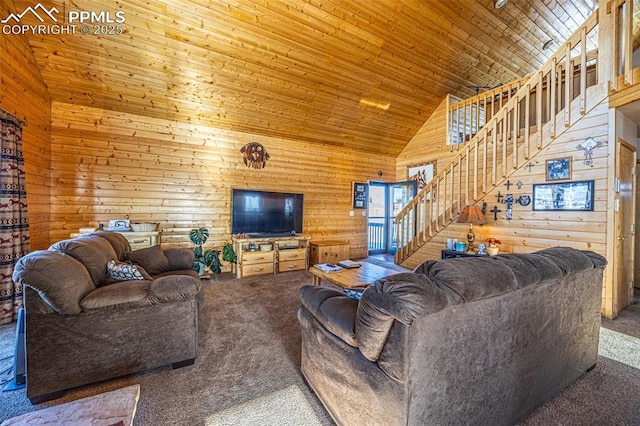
189;228;221;274
222;242;237;264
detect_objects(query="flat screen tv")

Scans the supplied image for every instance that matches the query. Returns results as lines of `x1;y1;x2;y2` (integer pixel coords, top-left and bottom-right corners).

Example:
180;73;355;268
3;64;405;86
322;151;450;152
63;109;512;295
231;189;304;237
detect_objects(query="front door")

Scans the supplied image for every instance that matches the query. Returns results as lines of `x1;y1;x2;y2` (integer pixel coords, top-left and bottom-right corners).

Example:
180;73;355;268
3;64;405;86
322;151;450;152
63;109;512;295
614;138;636;314
368;181;417;254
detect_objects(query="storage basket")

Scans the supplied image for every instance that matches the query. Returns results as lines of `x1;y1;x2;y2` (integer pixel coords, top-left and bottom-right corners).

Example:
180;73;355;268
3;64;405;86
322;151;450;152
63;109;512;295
131;222;159;232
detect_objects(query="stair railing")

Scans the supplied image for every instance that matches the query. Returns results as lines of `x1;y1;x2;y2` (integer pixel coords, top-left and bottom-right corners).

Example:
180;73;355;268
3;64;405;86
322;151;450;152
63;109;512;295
609;0;636;89
448;75;531;145
395;10;600;264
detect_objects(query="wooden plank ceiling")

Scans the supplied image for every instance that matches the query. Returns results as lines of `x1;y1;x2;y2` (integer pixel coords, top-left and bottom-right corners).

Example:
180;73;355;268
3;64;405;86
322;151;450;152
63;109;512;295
8;0;597;156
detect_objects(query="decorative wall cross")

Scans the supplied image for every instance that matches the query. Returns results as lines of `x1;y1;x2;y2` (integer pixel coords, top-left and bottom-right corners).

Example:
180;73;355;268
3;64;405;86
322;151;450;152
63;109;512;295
496;191;504;203
501;193;514;221
525;162;535;172
490;205;502;221
504;180;513;190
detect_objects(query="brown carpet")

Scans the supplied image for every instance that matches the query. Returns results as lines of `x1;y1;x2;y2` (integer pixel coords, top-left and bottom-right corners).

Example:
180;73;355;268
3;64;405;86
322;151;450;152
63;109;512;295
0;270;639;425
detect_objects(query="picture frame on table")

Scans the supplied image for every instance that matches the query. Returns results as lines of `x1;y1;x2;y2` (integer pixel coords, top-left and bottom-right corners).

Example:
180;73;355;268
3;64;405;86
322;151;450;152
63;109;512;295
545;157;572;181
532;180;594;211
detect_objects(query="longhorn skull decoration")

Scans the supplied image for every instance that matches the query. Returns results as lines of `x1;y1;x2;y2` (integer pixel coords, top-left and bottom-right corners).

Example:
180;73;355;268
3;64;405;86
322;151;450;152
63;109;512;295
576;137;605;166
240;142;270;169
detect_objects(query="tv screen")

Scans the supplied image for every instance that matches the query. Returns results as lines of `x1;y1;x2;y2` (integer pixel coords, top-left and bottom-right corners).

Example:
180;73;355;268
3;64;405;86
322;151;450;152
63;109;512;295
231;189;303;236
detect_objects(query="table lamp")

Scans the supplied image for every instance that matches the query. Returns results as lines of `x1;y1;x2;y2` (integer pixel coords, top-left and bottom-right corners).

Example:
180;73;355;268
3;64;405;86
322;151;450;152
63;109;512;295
456;205;487;253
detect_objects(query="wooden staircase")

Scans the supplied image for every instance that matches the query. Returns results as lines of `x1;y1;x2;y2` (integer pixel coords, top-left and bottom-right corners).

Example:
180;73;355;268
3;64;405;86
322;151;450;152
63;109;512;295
394;10;605;265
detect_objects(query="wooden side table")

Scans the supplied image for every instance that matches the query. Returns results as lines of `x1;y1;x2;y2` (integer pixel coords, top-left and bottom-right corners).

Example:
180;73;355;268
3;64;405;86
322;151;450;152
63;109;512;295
309;240;350;265
441;249;486;259
71;230;161;250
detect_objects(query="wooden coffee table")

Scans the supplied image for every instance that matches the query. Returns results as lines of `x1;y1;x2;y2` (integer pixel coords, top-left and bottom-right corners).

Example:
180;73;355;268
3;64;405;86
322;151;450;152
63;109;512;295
309;262;403;288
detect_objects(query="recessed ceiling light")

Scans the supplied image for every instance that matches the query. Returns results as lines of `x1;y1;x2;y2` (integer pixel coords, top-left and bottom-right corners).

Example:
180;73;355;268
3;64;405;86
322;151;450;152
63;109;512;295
494;0;508;8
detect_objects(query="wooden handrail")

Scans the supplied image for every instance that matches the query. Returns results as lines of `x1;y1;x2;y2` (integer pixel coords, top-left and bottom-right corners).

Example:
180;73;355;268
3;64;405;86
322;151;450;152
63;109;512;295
395;10;601;264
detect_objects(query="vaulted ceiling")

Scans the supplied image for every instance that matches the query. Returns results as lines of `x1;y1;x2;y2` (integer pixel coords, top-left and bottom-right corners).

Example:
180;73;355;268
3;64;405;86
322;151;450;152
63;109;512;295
8;0;599;156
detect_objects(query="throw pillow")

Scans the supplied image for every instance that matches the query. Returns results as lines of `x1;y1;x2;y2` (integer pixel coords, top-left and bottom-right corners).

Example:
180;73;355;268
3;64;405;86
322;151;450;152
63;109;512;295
125;245;170;275
107;259;152;282
343;287;365;301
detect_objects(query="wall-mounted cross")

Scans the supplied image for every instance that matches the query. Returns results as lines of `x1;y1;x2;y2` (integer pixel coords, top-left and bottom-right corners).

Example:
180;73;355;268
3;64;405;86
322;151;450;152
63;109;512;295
525;162;535;172
504;180;513;190
501;193;514;220
496;191;504;203
516;181;523;189
490;205;502;221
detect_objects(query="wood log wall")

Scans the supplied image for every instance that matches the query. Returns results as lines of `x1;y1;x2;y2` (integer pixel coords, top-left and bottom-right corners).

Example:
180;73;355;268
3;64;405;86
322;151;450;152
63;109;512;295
0;5;51;251
50;102;395;258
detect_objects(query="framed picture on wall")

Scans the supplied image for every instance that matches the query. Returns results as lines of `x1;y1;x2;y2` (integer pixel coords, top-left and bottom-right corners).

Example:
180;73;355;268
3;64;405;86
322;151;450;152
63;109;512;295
532;180;594;211
407;162;436;189
352;182;369;209
545;157;572;181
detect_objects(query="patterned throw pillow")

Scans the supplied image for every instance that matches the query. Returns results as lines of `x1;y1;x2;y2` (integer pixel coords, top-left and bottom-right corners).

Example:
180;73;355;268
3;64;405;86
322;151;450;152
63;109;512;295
106;259;152;282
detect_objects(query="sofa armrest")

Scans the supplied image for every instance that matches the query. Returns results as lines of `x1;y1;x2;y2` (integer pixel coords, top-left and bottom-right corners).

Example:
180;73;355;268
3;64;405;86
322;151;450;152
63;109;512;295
299;285;358;347
163;248;195;271
150;275;201;303
356;273;452;361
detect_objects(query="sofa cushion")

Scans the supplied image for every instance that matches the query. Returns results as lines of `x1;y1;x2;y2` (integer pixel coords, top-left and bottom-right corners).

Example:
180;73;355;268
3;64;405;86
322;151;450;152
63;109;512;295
80;280;153;310
12;250;95;314
94;231;131;260
163;248;195;271
415;257;517;302
356;272;451;361
490;253;563;288
49;235;117;287
126;245;170;275
535;247;597;276
80;275;202;311
300;285;358;347
107;260;152;282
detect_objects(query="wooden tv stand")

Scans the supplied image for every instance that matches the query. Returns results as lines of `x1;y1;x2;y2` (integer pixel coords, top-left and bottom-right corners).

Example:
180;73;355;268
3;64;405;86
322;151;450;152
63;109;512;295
232;235;310;278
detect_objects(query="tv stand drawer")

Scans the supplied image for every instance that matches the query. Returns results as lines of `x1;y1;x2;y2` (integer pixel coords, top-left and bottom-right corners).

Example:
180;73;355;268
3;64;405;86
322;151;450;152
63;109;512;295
279;248;307;261
242;251;274;265
242;263;275;277
278;259;306;273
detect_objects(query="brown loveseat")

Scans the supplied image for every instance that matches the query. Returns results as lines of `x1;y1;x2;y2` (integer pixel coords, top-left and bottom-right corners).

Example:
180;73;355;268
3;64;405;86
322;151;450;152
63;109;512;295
12;232;203;404
298;247;607;425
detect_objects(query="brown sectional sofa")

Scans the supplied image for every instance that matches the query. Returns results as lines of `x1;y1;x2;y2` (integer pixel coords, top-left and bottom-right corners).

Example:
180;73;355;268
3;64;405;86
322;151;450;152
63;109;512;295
12;231;203;403
298;247;607;426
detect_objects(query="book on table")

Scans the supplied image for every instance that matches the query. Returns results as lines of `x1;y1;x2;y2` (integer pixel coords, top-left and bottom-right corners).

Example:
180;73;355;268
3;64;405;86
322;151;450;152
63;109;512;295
337;260;361;269
314;263;343;273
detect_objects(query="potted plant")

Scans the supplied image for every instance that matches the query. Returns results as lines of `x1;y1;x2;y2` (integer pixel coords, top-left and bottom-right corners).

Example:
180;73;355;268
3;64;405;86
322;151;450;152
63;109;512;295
485;238;501;256
222;242;237;264
189;228;221;275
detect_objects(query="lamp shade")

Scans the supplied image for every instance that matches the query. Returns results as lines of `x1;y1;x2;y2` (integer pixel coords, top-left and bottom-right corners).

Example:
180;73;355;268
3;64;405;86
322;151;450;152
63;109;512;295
456;205;487;225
